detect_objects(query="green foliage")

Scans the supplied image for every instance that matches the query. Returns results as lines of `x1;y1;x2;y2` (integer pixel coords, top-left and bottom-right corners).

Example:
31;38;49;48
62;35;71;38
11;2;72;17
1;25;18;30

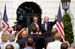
62;13;74;44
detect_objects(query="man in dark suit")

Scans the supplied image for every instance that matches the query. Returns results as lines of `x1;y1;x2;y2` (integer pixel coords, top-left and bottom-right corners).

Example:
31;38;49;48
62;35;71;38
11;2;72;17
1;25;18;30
41;16;57;49
30;15;44;49
41;16;57;35
30;15;41;34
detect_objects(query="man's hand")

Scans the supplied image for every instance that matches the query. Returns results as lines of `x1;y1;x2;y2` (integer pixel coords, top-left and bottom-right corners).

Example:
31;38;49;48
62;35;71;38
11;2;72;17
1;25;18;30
55;16;57;20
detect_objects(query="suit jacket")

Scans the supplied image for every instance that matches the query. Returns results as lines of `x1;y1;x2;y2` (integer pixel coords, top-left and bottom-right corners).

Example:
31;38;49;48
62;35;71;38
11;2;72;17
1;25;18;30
41;20;57;33
28;22;41;34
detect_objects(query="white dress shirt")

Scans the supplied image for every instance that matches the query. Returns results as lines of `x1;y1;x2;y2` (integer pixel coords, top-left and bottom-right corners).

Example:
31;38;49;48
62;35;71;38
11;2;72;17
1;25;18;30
45;23;47;31
34;23;39;28
46;40;62;49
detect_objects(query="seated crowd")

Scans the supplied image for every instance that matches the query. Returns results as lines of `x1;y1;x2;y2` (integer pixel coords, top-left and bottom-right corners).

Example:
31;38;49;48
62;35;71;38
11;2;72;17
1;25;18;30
0;15;75;49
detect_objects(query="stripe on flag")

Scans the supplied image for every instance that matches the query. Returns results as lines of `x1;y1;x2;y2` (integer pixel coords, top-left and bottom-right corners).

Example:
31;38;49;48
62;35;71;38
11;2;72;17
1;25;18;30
56;5;65;41
2;4;9;27
2;4;12;33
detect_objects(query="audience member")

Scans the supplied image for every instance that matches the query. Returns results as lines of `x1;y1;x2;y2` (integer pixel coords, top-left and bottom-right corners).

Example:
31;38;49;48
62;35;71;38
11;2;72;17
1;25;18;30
44;28;57;49
45;28;57;42
1;32;9;49
5;44;14;49
14;25;23;36
0;27;10;42
5;34;20;49
46;33;62;49
24;37;34;49
16;28;28;49
1;32;9;43
61;42;68;49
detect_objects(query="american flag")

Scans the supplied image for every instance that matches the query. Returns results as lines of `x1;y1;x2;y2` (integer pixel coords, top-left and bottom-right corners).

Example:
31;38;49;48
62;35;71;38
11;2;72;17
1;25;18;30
56;5;65;41
2;4;9;27
2;4;12;33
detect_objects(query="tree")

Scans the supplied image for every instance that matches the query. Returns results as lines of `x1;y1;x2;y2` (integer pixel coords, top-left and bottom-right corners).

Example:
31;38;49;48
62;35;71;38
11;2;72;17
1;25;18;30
62;13;74;44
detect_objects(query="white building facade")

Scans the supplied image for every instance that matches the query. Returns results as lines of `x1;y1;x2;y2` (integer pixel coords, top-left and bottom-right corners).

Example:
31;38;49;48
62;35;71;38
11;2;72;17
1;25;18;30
0;0;75;41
